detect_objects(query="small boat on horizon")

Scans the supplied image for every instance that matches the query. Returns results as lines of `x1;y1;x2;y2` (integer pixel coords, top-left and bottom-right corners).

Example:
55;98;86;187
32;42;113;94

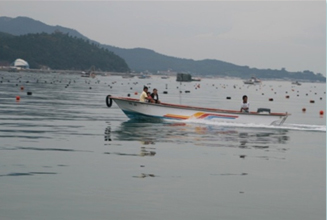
122;74;135;78
291;81;301;85
106;95;289;126
244;76;261;84
81;71;96;78
192;77;201;82
138;75;151;79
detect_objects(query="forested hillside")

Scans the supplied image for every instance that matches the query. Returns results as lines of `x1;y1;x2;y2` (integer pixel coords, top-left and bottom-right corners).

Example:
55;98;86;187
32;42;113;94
0;32;130;72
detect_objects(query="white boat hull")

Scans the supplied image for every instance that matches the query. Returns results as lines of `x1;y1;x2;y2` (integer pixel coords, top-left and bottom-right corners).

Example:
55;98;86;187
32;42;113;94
107;96;289;126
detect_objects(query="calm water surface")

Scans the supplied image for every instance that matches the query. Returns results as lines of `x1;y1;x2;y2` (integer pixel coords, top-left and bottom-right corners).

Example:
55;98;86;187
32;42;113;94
0;72;325;220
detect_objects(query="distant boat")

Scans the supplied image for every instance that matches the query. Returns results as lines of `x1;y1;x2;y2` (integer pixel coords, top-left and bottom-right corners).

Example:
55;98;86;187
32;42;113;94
161;76;170;79
243;79;255;84
192;77;201;82
122;74;135;78
291;81;301;86
243;76;261;84
81;71;96;78
138;75;151;79
81;71;88;77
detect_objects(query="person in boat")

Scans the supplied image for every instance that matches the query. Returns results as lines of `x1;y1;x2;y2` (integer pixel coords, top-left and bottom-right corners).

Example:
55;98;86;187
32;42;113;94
240;95;249;112
150;88;161;104
147;92;155;103
140;86;150;102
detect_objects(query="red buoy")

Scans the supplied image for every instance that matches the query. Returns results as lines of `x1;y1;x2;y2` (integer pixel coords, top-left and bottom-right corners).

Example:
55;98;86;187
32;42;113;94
16;96;20;101
302;108;306;112
20;86;24;90
319;110;324;115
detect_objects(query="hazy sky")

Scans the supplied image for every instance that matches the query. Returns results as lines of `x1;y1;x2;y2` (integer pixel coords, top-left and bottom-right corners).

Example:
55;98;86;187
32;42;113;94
1;1;326;75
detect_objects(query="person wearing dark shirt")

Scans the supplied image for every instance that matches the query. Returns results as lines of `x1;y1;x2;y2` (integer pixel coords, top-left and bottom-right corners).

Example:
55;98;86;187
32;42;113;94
151;88;161;104
147;92;155;103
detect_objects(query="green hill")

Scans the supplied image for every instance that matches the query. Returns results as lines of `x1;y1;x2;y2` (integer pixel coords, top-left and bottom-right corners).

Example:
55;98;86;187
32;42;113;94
0;32;130;72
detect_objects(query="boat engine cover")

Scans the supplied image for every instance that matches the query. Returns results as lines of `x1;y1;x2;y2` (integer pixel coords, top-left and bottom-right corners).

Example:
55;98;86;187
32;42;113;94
257;108;271;114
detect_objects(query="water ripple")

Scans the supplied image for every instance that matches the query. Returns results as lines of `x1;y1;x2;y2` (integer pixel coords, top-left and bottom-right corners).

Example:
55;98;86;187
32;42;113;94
0;172;57;177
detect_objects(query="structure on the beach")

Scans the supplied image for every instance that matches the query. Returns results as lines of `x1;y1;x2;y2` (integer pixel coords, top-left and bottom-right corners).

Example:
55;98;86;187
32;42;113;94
11;58;29;69
176;73;201;82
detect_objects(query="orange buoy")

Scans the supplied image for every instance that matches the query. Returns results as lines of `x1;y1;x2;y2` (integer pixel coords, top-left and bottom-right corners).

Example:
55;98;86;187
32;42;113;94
16;96;20;101
134;92;138;95
319;110;324;115
302;108;306;112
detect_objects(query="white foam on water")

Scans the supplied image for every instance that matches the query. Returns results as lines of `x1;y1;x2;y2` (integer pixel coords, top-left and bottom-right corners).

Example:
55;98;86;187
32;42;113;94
182;118;326;132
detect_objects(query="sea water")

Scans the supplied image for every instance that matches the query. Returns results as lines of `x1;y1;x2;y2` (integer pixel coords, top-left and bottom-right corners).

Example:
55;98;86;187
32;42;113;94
0;71;325;220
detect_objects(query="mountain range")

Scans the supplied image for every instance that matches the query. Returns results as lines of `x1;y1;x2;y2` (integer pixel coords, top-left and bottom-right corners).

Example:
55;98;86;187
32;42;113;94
0;16;325;82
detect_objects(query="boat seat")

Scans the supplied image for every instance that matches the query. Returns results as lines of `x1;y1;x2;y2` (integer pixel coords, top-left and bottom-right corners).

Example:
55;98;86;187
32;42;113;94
257;108;271;114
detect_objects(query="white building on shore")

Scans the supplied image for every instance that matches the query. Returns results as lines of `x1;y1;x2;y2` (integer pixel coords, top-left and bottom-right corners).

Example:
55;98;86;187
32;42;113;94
11;58;29;69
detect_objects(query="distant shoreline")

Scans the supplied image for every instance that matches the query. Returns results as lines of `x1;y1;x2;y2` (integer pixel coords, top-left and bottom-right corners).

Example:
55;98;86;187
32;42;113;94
0;67;325;83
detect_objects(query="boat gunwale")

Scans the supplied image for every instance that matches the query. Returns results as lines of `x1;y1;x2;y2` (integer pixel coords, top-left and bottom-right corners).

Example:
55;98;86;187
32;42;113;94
110;96;289;117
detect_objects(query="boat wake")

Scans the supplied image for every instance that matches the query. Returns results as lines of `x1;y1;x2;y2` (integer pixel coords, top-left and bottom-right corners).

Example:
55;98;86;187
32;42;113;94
182;118;326;132
277;123;326;132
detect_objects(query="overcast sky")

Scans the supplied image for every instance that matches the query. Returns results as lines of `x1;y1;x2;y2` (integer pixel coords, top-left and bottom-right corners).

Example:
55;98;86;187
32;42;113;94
1;1;326;75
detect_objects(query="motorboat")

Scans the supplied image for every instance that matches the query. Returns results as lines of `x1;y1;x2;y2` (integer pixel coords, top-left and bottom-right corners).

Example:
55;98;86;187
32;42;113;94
81;71;96;78
138;75;151;79
122;74;135;78
291;81;301;86
106;96;289;126
243;76;261;84
243;79;255;84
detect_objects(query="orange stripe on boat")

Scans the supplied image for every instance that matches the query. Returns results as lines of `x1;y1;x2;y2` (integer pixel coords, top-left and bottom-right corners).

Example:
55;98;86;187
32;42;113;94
196;113;238;119
164;114;190;120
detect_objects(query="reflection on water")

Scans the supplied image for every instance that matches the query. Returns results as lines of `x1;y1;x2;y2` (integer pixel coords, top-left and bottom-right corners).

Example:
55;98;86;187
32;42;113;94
0;146;92;153
132;173;157;178
104;146;156;157
108;119;290;151
0;172;57;177
104;126;112;141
